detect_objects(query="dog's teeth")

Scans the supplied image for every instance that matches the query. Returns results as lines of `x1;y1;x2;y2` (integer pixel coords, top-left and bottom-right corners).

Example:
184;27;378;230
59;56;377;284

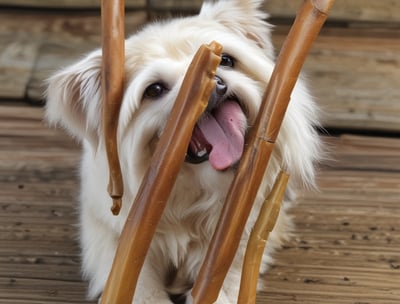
197;149;208;157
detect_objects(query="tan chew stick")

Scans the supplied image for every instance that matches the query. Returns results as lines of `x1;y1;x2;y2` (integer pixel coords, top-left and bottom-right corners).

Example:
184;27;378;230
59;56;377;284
100;41;222;304
101;0;125;216
238;170;289;304
190;1;334;303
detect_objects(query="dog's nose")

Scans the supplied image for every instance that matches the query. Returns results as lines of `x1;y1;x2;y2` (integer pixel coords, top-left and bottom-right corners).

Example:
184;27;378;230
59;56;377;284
207;76;227;111
215;75;227;96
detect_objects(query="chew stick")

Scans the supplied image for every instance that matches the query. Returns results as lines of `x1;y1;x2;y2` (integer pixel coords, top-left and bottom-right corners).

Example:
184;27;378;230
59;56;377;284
101;0;125;215
100;41;222;304
190;1;334;303
238;170;289;304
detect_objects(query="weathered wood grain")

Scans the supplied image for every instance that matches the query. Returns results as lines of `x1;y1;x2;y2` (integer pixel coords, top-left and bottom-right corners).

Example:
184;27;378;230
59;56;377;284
324;135;400;171
0;10;147;100
147;0;400;22
257;136;400;303
0;103;92;303
0;277;93;303
271;25;400;132
3;0;400;23
264;0;400;23
0;37;40;99
0;0;145;9
26;43;95;102
305;34;400;132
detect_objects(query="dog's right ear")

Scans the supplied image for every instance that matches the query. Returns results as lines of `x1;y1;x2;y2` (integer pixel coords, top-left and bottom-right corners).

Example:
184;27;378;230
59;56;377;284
199;0;274;58
45;50;103;147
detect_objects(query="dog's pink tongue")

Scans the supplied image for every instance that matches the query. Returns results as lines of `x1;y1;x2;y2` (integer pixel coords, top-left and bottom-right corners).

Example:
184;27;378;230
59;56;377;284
197;101;246;170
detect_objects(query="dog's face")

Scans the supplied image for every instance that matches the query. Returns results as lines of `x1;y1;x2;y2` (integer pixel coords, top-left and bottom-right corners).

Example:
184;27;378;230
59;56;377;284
46;0;319;194
119;3;277;173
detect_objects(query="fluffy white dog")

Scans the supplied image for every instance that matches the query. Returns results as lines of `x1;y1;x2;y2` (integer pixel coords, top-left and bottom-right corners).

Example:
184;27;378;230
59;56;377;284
46;0;321;303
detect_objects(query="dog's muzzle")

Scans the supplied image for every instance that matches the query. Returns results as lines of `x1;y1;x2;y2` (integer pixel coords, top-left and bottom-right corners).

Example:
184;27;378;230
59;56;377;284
185;76;246;171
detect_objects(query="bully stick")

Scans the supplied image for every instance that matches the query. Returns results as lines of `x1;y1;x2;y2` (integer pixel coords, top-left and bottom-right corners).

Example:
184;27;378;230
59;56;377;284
238;170;289;304
100;41;222;304
190;1;335;303
101;0;125;216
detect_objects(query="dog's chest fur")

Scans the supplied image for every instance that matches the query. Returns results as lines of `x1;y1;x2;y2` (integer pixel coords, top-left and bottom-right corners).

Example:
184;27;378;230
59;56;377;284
143;164;235;293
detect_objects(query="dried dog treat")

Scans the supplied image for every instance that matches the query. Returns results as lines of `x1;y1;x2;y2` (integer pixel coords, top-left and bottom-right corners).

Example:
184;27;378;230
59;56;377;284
238;170;289;304
101;0;125;215
100;41;222;303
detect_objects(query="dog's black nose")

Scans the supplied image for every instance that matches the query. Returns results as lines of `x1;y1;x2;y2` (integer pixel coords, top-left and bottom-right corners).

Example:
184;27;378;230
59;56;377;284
215;75;227;96
207;75;227;111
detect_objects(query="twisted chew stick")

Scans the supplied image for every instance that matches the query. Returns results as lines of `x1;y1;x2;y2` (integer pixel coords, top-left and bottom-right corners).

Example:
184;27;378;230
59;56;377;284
100;41;222;304
238;170;289;304
191;1;334;303
101;0;125;215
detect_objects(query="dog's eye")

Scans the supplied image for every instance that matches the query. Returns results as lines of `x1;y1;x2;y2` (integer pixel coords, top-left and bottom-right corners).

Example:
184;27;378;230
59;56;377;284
143;82;168;99
220;54;235;68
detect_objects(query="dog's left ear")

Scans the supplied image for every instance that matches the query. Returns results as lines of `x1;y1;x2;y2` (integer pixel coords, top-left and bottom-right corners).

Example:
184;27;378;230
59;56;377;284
200;0;274;57
45;50;103;147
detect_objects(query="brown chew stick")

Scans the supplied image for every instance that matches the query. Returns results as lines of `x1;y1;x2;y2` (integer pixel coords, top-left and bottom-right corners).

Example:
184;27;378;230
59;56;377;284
190;0;334;303
100;41;222;303
101;0;125;215
238;170;289;304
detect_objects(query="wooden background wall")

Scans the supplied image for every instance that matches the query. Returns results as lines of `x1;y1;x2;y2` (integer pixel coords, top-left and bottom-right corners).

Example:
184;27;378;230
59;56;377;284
1;0;399;21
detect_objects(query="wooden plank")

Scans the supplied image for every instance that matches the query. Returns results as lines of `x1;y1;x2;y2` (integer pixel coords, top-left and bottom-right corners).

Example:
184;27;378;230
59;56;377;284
148;0;202;11
26;43;95;102
0;10;147;40
305;37;400;132
0;37;40;98
0;0;145;9
264;0;400;23
4;0;400;23
0;277;93;303
272;25;400;132
0;103;92;304
325;135;400;172
0;10;147;101
0;239;80;258
0;104;43;120
258;168;400;303
148;0;400;23
0;300;87;304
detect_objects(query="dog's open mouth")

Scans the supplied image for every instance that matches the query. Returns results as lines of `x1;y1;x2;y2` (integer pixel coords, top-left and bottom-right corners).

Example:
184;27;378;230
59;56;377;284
186;100;246;171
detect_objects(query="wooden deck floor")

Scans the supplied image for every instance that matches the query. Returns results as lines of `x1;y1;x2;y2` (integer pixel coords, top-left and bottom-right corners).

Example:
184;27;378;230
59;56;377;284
0;103;399;303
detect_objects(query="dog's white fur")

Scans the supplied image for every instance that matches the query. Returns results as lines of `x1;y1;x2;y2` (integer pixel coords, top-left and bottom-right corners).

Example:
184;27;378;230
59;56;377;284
46;0;321;303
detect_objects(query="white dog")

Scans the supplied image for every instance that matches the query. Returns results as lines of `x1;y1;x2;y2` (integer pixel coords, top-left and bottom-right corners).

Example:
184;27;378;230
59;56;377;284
46;0;321;303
